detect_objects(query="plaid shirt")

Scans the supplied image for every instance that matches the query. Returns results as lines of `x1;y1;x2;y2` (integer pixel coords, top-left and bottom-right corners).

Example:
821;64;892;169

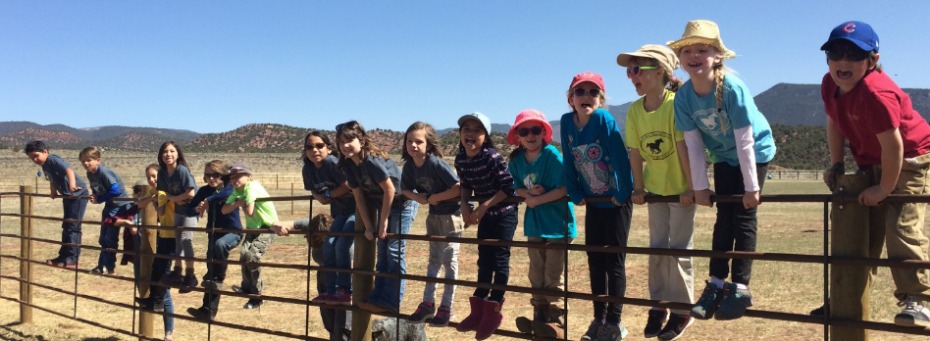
454;146;516;216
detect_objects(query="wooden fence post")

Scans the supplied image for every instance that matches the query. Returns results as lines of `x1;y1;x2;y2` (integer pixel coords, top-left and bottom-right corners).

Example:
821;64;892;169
351;204;375;341
19;185;33;324
830;174;869;341
138;189;157;340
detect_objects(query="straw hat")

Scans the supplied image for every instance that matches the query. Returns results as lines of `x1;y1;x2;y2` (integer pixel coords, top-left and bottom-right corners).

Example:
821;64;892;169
666;19;735;59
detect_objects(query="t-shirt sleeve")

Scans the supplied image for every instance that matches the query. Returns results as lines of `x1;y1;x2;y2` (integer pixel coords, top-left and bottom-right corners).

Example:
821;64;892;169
508;158;523;190
177;165;197;191
674;95;697;132
343;164;359;189
301;163;314;191
434;157;460;190
725;80;754;130
543;146;566;189
868;91;901;134
366;158;391;184
490;152;515;195
625;107;639;149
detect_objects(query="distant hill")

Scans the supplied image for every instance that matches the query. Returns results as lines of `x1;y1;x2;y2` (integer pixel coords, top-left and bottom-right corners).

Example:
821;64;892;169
3;83;929;170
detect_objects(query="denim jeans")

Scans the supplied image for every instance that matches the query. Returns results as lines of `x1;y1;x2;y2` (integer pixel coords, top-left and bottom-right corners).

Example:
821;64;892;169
135;236;174;333
709;162;767;285
323;213;356;294
163;290;174;334
97;222;121;270
474;209;518;302
367;200;418;310
60;198;87;263
205;232;242;283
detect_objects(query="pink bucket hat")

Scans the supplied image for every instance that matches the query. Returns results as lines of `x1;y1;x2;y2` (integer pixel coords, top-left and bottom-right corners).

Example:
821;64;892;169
507;109;553;145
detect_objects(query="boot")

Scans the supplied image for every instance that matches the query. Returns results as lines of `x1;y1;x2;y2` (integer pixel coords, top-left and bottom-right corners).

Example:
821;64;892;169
476;299;504;340
456;296;485;332
515;304;545;334
533;304;565;338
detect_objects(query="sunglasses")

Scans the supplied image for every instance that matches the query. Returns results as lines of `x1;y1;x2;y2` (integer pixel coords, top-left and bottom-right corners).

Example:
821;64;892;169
572;88;601;97
626;65;659;77
204;173;222;179
825;48;870;62
304;142;327;150
517;126;544;137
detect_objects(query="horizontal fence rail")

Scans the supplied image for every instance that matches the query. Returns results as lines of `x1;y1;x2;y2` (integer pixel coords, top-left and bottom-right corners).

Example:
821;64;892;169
2;178;930;340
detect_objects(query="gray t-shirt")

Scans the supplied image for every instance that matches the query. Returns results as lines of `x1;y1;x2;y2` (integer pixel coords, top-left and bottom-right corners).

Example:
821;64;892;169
86;163;131;212
302;155;355;217
157;164;197;215
342;155;405;209
42;154;88;197
401;155;460;215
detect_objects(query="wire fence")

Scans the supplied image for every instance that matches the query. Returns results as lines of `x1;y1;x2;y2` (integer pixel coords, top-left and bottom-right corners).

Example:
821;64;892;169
1;182;930;340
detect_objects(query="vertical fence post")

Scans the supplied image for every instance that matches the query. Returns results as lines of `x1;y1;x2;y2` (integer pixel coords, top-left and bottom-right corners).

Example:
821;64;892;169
351;203;375;341
138;190;157;340
830;174;869;341
19;185;33;324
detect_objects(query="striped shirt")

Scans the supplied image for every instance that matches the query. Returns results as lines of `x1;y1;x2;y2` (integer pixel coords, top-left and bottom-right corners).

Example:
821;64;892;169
454;146;516;216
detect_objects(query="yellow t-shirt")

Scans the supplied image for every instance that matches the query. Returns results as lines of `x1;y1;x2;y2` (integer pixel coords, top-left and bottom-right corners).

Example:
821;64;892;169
145;187;176;238
624;90;689;196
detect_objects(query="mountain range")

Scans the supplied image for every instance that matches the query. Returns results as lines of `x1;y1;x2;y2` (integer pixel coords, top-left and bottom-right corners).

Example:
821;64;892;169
3;83;930;163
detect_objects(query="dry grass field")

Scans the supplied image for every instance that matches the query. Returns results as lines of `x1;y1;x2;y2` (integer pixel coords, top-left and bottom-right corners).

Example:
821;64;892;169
0;150;928;340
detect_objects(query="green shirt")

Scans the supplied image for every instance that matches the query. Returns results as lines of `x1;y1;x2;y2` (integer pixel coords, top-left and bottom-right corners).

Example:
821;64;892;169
227;181;278;229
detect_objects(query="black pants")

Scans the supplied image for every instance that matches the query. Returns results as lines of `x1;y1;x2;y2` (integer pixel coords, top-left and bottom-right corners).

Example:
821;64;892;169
473;209;518;302
585;204;632;324
150;237;176;304
708;162;768;285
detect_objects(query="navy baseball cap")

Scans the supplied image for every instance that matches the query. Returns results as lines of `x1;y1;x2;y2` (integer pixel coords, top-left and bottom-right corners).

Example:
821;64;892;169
821;21;879;52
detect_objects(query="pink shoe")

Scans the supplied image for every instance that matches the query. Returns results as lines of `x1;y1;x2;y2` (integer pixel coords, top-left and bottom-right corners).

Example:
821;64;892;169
311;293;333;304
456;296;485;332
330;290;352;306
475;299;504;340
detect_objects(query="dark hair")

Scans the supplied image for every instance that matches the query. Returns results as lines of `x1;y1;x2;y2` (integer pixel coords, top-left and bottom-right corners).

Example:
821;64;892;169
301;131;335;165
157;141;189;170
335;120;389;170
24;140;49;154
401;121;443;162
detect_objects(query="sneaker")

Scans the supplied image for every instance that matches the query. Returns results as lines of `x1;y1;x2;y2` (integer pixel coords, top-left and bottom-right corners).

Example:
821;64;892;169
809;303;828;317
657;314;693;341
329;290;352;306
644;309;668;338
431;305;453;327
90;266;109;275
231;285;246;294
179;274;199;294
599;321;629;341
243;298;263;310
408;301;436;323
715;283;752;320
894;296;930;328
691;281;724;320
580;319;604;341
202;280;225;292
187;307;216;322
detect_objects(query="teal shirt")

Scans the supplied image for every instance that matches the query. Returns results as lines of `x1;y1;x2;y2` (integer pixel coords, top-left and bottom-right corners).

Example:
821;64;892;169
227;181;278;229
509;144;577;239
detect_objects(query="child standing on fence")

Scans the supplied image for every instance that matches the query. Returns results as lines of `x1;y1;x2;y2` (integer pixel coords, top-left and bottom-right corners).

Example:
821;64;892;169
301;131;357;307
335;120;419;314
402;121;464;327
187;160;242;321
155;141;200;292
666;19;776;321
618;44;697;340
24;140;89;269
453;112;518;341
222;161;278;310
559;72;634;341
79;146;132;275
507;109;576;338
818;20;930;327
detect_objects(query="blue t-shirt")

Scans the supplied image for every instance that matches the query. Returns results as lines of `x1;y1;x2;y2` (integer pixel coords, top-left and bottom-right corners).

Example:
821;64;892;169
559;108;633;208
303;155;356;217
42;154;88;197
157;164;197;215
401;154;461;215
509;144;577;239
342;155;406;209
86;163;131;216
190;184;242;230
674;74;776;166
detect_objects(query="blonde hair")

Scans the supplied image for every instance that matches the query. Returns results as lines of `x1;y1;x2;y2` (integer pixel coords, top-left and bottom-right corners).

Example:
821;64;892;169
79;146;102;161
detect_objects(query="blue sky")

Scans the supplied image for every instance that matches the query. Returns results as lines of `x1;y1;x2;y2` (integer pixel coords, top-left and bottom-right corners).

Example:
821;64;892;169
2;1;929;133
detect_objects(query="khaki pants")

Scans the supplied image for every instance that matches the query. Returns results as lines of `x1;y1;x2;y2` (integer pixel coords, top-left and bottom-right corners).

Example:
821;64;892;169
647;201;696;315
527;236;572;308
866;152;930;302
